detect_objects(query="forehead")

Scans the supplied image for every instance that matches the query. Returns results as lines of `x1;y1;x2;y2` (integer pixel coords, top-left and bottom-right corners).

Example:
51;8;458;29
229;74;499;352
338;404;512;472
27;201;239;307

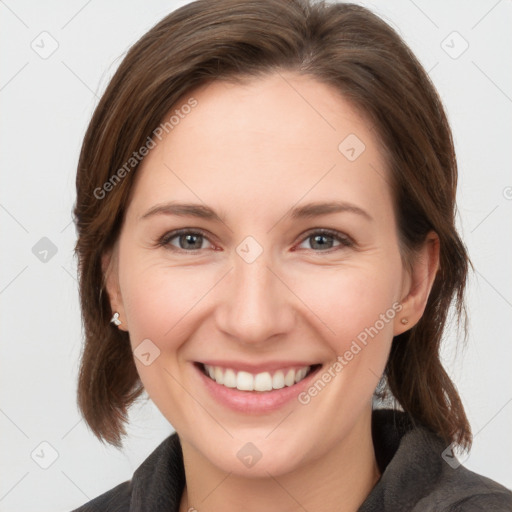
127;72;393;226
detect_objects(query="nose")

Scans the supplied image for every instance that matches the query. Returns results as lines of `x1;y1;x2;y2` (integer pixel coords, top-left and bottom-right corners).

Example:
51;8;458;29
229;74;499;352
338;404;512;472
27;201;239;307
215;245;296;346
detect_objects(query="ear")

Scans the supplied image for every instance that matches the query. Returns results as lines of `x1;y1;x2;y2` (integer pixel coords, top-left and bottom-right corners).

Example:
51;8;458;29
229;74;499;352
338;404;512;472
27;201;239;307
101;245;128;331
394;231;440;335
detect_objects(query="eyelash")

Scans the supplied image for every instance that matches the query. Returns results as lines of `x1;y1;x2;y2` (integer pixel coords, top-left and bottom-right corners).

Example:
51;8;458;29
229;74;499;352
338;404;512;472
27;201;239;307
156;228;354;254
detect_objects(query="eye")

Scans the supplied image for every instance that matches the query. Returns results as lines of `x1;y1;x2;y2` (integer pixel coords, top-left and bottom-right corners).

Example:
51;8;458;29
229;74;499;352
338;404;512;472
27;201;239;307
158;229;215;252
296;229;354;252
157;228;354;253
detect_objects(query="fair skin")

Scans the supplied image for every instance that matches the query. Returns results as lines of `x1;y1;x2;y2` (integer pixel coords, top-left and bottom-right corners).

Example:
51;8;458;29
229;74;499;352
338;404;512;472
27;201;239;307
104;72;439;512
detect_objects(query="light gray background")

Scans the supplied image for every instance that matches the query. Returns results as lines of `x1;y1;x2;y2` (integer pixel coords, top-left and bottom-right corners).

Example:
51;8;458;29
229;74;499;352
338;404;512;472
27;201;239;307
0;1;511;511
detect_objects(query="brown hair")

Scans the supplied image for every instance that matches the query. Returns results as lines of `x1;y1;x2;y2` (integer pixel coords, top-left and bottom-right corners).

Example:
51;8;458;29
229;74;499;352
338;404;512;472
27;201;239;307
74;0;472;450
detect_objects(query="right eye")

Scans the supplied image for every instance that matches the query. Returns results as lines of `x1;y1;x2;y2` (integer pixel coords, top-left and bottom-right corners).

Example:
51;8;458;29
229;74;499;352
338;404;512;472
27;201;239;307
158;229;215;252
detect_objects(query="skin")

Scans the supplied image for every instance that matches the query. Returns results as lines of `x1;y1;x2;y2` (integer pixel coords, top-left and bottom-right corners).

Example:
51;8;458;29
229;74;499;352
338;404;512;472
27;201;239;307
104;71;439;512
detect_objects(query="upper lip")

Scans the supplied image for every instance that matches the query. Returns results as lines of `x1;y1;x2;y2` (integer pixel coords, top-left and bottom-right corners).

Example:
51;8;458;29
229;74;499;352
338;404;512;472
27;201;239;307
196;360;321;373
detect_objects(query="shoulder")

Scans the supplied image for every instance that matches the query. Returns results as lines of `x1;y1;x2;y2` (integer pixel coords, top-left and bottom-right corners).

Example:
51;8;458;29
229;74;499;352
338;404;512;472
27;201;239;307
413;427;511;510
361;409;512;511
69;431;185;511
70;480;132;512
398;418;511;511
425;462;512;511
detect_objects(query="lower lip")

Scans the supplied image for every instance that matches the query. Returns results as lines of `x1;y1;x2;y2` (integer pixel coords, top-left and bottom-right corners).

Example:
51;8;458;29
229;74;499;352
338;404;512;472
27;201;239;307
193;363;322;414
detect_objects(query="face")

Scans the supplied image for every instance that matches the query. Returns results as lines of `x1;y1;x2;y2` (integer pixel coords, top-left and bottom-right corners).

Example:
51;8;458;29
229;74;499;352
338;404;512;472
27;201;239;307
105;72;415;477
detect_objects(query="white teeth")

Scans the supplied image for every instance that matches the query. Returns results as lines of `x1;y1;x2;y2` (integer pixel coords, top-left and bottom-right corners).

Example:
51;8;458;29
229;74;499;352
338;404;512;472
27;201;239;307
223;369;237;388
284;369;295;386
272;370;285;389
237;371;254;391
295;367;308;383
254;372;272;391
214;366;224;385
203;364;312;391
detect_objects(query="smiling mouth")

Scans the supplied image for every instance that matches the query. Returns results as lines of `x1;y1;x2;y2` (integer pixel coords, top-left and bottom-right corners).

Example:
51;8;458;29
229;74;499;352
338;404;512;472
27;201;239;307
196;362;322;392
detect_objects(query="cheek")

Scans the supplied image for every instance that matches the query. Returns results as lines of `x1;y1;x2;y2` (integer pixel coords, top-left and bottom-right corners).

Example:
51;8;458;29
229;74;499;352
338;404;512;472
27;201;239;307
121;262;214;345
288;263;402;428
118;263;215;427
290;262;401;359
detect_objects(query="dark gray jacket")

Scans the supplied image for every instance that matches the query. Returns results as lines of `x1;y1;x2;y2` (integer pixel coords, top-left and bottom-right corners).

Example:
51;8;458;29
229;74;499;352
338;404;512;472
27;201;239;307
71;409;512;511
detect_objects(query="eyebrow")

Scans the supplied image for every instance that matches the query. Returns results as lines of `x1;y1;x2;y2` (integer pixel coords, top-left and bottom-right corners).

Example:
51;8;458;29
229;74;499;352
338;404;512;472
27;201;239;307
139;200;373;223
140;202;225;222
289;201;373;222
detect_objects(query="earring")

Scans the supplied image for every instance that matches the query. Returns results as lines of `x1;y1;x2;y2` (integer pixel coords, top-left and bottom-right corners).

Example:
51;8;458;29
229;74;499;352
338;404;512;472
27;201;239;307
111;312;122;326
400;318;409;325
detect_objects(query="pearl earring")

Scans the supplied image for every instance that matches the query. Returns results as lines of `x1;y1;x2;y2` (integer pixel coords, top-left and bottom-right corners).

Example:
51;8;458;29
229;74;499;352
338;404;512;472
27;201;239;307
400;317;409;325
111;312;122;326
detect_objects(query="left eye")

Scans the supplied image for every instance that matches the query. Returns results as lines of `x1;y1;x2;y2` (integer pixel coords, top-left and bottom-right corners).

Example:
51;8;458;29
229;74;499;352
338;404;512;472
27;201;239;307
297;230;352;251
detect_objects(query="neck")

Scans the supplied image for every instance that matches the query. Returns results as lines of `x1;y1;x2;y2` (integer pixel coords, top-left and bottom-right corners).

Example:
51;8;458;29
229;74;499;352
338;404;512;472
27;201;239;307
179;407;380;512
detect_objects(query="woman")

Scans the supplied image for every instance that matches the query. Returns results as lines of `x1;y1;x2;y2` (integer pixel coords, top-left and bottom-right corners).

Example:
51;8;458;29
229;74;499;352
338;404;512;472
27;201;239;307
71;0;511;510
